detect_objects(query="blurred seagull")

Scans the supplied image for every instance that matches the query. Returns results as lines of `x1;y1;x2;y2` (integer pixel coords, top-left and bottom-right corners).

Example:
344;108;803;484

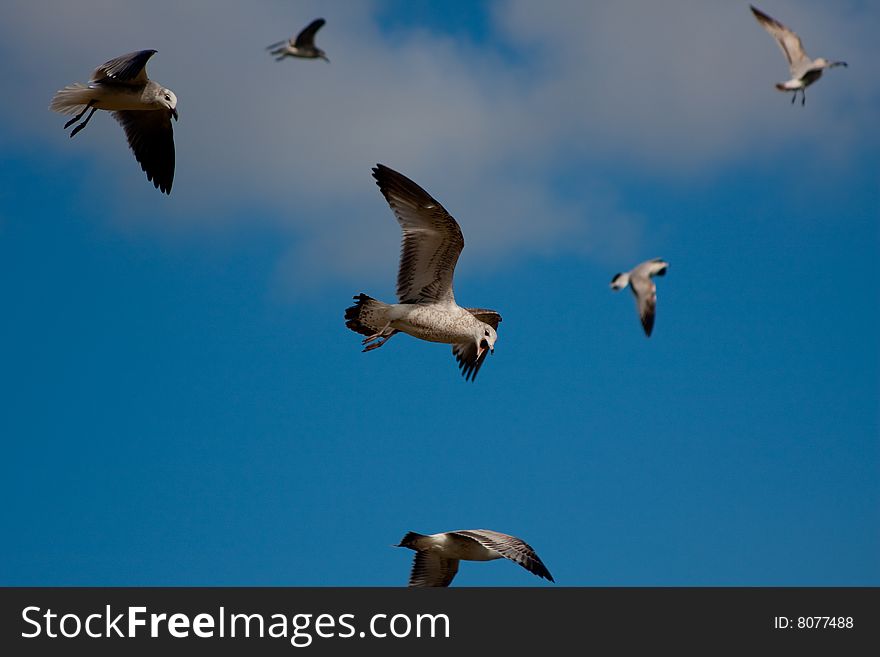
49;50;178;194
397;529;554;587
610;258;669;337
345;164;502;381
267;18;329;62
750;5;847;106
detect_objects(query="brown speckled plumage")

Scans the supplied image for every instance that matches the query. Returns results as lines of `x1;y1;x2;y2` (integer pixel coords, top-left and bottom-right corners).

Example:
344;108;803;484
344;165;502;380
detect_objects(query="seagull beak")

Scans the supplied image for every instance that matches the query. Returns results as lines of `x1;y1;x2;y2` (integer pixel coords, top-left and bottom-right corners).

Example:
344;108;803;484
171;107;179;121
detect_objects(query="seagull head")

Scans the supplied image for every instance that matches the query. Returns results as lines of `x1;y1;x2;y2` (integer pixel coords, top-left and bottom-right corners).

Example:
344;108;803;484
814;57;847;70
610;272;629;291
475;325;497;360
159;88;178;120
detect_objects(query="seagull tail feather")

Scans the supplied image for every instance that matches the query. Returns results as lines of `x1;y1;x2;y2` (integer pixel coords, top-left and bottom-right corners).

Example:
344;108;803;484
344;293;391;338
49;83;93;115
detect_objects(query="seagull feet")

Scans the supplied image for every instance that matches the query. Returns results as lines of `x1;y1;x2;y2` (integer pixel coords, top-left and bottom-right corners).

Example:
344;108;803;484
362;336;391;352
361;325;396;352
67;106;98;138
64;101;94;129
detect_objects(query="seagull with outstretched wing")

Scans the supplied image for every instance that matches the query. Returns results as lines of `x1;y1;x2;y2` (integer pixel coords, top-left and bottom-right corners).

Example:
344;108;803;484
345;164;502;381
611;258;669;337
750;5;847;105
50;50;178;194
397;529;554;587
267;18;329;62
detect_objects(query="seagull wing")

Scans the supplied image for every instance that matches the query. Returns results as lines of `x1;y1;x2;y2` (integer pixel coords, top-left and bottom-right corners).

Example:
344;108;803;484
452;530;554;583
629;274;657;337
295;18;326;48
464;308;502;331
92;50;157;85
112;109;176;194
750;5;810;74
452;342;488;382
408;551;459;587
373;164;465;304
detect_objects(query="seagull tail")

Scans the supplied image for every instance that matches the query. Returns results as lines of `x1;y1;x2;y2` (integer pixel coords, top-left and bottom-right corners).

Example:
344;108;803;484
775;80;802;92
345;293;391;338
50;83;92;115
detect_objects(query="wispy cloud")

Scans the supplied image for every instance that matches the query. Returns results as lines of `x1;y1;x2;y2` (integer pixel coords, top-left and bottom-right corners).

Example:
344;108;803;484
2;0;875;291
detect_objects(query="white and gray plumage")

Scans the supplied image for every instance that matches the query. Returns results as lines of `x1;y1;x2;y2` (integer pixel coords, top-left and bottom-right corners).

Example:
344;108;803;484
345;164;502;381
750;5;847;106
397;529;554;587
610;258;669;337
49;50;178;194
267;18;329;62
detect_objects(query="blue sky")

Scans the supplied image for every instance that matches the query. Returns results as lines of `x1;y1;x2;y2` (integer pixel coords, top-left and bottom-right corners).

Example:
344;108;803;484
1;0;878;586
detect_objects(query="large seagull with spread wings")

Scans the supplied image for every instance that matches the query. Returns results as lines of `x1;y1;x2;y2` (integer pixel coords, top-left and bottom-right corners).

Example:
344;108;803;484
397;529;554;587
345;164;501;381
50;50;178;194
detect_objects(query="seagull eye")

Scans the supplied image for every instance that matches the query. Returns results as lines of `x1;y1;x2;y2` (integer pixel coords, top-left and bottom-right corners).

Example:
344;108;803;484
484;330;490;337
164;95;170;101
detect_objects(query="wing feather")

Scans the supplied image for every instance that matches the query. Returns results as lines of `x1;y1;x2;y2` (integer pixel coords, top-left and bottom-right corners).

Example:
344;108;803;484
295;18;326;48
453;530;554;582
629;276;656;337
112;109;175;194
464;308;502;330
408;551;459;587
452;342;487;382
92;50;157;84
750;5;810;74
373;164;465;304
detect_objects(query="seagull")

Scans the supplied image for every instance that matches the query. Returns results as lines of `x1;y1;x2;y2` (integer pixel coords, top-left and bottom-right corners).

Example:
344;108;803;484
750;5;847;106
267;18;329;62
49;50;178;194
345;164;502;381
397;529;554;587
610;258;669;337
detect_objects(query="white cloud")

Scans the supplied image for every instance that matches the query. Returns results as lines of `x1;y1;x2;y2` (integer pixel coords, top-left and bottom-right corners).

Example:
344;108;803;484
2;0;875;291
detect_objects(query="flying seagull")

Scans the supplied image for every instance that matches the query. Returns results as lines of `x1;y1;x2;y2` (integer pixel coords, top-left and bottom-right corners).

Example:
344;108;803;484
750;5;847;106
610;258;669;337
397;529;554;587
49;50;178;194
345;164;502;381
267;18;329;62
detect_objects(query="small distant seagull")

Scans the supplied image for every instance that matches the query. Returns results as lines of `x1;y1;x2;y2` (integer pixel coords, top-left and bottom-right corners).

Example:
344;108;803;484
397;529;554;587
267;18;329;62
345;164;502;381
610;258;669;337
49;50;178;194
750;5;847;106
